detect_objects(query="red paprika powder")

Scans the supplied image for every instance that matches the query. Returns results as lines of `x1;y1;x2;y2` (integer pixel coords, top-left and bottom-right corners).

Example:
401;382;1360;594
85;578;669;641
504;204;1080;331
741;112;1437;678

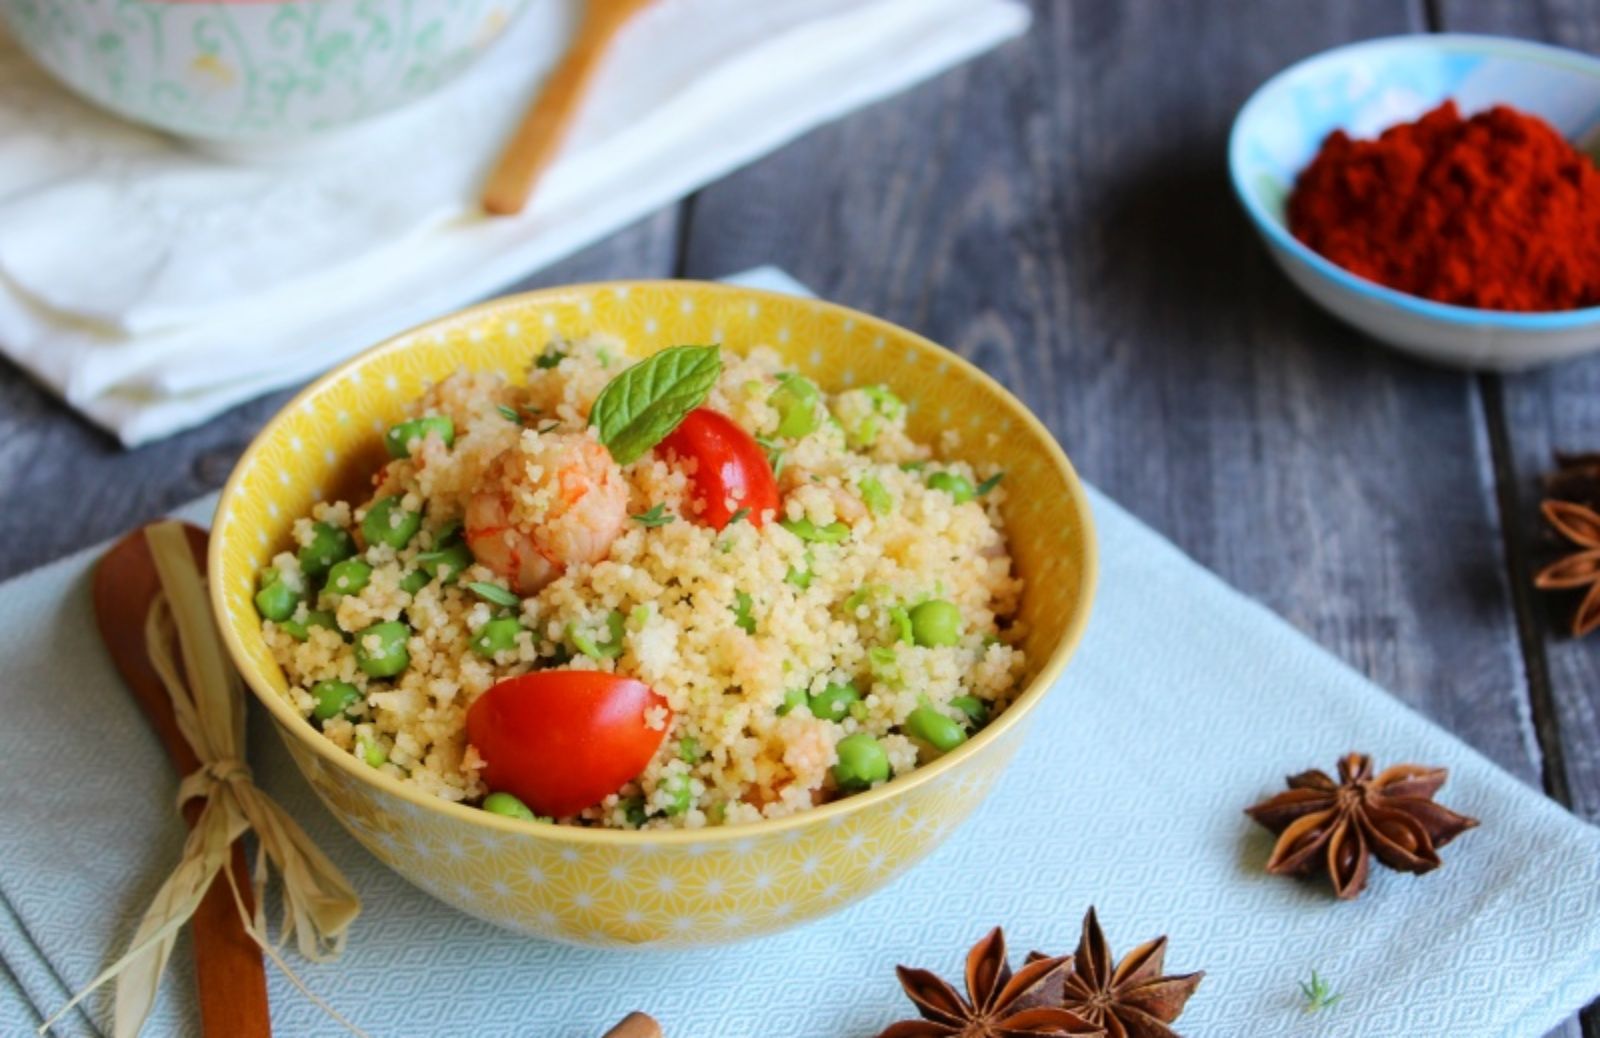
1287;100;1600;312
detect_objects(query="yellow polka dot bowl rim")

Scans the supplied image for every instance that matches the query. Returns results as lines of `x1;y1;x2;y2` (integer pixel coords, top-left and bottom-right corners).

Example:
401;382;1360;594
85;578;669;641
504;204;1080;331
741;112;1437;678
209;281;1097;947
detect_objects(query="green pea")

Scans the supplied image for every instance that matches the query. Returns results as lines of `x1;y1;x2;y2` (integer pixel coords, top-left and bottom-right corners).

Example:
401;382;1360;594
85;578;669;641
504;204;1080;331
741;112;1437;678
909;599;962;647
384;415;455;459
777;688;808;716
889;605;913;644
677;737;702;763
280;609;338;642
254;578;300;622
860;475;893;516
807;682;860;722
298;522;355;579
417;542;474;584
926;472;976;504
662;774;693;816
780;517;850;544
568;610;624;659
907;706;967;752
358;737;387;768
399;570;430;596
354;621;410;677
862;384;905;419
482;791;538;822
324;557;372;597
833;733;890;791
311;680;361;721
868;646;900;686
950;695;989;726
770;374;823;438
844;585;878;614
471;617;525;659
361;495;422;549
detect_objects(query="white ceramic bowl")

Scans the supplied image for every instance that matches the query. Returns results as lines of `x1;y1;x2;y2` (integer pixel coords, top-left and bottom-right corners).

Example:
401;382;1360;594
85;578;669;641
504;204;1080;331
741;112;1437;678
1230;34;1600;371
0;0;548;144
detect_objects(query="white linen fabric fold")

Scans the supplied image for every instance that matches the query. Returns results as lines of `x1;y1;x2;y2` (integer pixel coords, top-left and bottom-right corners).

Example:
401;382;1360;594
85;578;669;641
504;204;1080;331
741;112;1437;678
1;486;1598;1038
0;0;1030;445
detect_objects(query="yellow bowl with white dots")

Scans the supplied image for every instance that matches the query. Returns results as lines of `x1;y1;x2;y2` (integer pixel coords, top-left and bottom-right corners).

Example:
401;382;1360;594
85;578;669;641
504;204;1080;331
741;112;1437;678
210;281;1097;947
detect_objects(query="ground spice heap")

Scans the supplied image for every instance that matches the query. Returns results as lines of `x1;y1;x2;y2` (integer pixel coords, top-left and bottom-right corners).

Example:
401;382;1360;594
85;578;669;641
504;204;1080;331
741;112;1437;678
1288;100;1600;311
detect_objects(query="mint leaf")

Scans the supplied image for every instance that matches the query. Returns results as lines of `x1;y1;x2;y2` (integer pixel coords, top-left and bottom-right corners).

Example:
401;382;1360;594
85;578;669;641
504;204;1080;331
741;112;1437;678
589;345;722;464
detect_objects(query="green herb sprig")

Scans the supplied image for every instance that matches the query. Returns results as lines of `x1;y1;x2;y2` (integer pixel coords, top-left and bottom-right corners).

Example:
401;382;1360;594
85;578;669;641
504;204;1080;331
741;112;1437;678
1299;970;1342;1013
465;581;520;608
632;503;676;527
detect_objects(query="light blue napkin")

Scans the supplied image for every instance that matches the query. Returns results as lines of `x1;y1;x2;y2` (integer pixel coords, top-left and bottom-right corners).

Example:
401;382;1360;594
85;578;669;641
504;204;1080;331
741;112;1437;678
2;483;1599;1038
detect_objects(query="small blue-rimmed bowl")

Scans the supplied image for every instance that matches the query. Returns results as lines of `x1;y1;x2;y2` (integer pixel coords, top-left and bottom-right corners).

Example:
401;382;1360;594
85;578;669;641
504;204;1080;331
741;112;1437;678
1230;34;1600;370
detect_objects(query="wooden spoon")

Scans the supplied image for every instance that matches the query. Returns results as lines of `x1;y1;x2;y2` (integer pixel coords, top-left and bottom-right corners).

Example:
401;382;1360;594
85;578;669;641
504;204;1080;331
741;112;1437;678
481;0;654;215
92;523;271;1037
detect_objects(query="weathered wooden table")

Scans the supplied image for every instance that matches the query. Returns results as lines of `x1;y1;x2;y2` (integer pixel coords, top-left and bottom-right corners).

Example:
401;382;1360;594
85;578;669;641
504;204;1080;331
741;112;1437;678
4;1;1597;1032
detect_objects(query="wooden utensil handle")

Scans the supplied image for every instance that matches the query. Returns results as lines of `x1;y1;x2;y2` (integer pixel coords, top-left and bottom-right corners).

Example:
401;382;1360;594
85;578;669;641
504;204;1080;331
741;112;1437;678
94;526;271;1037
602;1011;662;1038
482;0;652;215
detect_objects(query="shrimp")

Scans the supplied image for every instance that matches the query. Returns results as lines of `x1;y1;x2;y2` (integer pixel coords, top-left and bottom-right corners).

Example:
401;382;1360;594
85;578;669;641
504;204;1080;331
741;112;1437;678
464;432;628;595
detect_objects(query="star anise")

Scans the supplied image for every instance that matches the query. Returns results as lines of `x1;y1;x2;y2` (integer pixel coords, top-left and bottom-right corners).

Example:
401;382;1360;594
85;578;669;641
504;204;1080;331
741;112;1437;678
1533;463;1600;636
1025;908;1203;1038
1244;752;1478;899
1544;451;1600;511
878;927;1104;1037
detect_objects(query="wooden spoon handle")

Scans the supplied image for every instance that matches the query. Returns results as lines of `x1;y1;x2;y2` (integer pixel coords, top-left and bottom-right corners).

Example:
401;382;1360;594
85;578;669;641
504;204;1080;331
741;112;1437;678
602;1011;662;1038
93;525;271;1038
481;0;653;215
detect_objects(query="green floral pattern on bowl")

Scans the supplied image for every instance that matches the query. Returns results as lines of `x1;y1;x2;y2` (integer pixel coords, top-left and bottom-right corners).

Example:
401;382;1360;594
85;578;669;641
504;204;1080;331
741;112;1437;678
0;0;534;143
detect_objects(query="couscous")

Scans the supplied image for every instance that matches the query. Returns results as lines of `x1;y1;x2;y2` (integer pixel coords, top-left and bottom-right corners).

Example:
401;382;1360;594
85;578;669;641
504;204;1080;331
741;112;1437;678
257;339;1024;829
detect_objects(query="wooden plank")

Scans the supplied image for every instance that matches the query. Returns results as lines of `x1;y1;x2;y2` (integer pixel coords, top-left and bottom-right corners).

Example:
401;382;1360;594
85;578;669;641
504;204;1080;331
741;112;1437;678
1434;0;1600;824
1430;3;1600;1032
680;0;1544;778
0;209;681;582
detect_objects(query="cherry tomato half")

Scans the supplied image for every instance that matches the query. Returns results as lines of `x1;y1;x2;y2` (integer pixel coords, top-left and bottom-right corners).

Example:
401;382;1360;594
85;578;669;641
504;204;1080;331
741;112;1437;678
658;408;780;530
465;671;670;818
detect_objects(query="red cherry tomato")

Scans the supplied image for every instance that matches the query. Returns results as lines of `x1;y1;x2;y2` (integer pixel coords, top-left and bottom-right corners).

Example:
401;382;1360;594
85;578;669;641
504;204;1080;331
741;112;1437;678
465;672;670;818
658;408;779;530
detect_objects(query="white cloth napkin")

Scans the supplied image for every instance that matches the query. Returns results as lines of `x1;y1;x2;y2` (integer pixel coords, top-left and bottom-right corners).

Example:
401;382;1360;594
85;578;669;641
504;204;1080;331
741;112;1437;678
2;485;1599;1037
0;0;1029;446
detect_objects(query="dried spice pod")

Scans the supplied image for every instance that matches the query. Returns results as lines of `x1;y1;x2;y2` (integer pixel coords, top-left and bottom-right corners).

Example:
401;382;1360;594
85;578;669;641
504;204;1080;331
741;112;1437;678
1245;752;1478;899
1533;477;1600;637
1025;908;1203;1038
878;926;1103;1037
